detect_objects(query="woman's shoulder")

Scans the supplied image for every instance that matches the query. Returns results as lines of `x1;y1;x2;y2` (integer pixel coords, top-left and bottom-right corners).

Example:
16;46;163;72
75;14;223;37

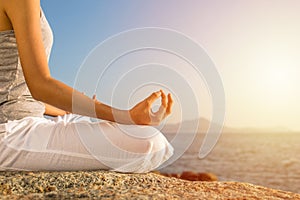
0;0;13;32
0;0;41;21
0;0;42;34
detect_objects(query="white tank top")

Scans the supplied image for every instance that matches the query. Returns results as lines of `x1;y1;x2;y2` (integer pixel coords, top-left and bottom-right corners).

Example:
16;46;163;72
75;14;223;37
0;8;53;123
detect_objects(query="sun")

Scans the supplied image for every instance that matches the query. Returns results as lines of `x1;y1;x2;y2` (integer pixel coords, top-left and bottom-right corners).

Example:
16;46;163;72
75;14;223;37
254;53;297;103
264;67;292;93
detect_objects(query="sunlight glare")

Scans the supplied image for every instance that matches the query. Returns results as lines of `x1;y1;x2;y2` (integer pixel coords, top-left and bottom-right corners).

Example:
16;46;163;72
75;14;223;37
265;67;292;92
254;50;297;101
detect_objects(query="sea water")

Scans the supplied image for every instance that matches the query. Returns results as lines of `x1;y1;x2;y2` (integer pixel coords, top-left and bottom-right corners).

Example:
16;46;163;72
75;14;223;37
161;132;300;194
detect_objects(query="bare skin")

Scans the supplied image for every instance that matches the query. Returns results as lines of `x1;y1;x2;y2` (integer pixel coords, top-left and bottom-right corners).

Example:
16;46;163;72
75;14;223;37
0;0;173;125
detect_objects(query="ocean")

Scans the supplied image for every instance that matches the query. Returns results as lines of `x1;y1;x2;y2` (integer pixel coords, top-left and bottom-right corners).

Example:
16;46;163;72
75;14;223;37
161;132;300;194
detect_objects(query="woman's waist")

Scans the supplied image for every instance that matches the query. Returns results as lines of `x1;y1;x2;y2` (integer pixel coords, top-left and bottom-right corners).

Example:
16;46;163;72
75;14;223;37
0;100;45;124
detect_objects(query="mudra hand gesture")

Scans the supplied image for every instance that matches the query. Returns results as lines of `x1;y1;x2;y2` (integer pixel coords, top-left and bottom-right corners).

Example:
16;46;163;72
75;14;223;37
129;90;173;125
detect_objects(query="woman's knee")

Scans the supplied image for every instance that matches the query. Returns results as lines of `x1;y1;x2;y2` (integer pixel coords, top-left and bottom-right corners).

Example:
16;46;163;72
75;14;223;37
93;123;174;172
129;126;174;170
117;125;170;154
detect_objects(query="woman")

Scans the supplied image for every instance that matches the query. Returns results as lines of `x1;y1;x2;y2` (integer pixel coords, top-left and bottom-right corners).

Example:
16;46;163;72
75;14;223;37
0;0;173;172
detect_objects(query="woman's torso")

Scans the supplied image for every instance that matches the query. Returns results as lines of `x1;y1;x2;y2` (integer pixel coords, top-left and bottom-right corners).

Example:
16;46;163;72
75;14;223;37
0;8;53;123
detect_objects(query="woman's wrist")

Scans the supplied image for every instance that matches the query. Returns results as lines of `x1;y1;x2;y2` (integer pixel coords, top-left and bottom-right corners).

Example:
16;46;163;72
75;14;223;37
94;100;133;125
112;109;134;125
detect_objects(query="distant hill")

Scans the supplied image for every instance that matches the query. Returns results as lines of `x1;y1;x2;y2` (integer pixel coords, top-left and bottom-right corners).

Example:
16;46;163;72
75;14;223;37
161;117;232;134
161;118;294;134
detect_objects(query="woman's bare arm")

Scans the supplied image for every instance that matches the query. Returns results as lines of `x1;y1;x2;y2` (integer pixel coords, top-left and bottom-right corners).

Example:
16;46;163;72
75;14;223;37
4;0;173;125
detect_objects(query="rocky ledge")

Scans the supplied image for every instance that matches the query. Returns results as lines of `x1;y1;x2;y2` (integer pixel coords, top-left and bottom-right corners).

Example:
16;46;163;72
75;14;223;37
0;170;299;199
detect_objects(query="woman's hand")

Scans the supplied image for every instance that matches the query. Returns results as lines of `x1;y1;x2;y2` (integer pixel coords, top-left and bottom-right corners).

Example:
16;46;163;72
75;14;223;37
129;90;173;125
44;103;69;117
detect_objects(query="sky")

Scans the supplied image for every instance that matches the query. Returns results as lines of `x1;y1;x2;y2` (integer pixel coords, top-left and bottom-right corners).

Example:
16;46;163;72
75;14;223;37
41;0;300;131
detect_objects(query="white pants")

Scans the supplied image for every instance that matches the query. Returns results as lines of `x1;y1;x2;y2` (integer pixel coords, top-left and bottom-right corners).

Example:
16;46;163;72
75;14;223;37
0;114;173;173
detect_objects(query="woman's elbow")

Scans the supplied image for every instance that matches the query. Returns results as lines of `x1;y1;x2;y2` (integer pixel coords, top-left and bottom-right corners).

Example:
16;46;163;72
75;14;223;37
30;89;42;101
25;76;52;102
27;85;44;101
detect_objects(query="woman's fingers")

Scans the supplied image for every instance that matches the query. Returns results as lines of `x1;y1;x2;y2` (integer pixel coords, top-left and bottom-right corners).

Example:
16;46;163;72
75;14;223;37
146;91;161;106
166;93;173;115
152;91;173;123
154;90;167;115
160;90;168;108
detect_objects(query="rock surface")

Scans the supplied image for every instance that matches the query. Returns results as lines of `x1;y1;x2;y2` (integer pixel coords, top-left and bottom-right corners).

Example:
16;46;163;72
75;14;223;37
159;171;218;181
0;170;299;199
